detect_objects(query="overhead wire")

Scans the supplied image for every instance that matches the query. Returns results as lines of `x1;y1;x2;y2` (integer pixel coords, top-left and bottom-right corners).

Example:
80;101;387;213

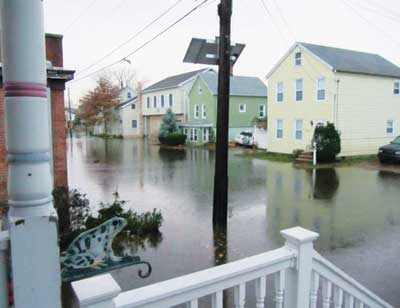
75;0;187;76
63;0;101;34
71;0;210;84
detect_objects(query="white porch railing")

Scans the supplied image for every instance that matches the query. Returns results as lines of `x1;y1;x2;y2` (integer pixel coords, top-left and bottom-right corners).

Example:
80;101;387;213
71;227;393;308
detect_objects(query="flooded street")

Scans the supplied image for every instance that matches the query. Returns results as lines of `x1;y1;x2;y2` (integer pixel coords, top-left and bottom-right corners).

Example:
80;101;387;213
67;136;400;306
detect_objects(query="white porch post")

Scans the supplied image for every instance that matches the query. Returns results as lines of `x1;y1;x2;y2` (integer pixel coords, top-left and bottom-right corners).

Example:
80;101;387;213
280;227;319;308
1;1;62;307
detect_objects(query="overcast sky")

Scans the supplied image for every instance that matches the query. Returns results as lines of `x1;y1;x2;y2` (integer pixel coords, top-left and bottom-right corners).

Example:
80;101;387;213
43;0;400;106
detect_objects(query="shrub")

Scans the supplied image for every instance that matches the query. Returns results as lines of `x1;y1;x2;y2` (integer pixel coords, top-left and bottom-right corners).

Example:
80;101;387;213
313;122;341;163
159;108;178;138
292;149;304;158
159;132;186;146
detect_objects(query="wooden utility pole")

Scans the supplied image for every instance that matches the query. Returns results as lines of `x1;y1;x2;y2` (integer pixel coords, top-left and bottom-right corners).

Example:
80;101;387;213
213;0;232;227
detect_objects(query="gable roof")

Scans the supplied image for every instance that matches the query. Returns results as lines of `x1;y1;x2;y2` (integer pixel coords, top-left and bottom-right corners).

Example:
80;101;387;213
267;42;400;79
198;72;267;97
143;68;213;93
116;96;137;109
300;42;400;78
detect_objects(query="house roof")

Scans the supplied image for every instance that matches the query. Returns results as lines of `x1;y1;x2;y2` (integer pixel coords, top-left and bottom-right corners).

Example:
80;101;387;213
116;96;137;109
199;72;268;97
299;42;400;78
143;68;212;93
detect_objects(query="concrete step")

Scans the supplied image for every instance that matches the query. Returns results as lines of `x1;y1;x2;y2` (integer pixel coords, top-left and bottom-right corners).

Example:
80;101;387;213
295;157;313;163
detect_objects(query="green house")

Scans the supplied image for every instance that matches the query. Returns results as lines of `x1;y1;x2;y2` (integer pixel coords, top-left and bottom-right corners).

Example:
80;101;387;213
180;72;268;144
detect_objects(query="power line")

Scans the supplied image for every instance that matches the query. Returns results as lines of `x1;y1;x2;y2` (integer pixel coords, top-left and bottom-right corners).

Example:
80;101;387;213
71;0;210;84
352;0;400;24
259;0;290;44
63;0;101;34
75;0;186;76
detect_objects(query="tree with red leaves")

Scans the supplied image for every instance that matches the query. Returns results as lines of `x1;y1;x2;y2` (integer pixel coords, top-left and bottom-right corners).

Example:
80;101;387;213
79;77;120;134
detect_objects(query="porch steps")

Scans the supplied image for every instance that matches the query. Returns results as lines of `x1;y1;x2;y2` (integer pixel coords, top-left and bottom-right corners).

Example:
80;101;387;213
295;152;313;163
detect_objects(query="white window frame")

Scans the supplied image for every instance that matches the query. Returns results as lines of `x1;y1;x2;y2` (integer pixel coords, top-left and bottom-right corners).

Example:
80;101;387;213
394;81;400;95
127;92;132;99
132;120;137;128
276;82;284;103
294;119;303;141
295;52;302;66
387;120;394;135
198;85;203;95
153;96;157;108
131;103;136;109
203;128;209;142
202;104;207;119
295;79;303;102
190;128;198;142
169;94;173;107
184;128;188;136
259;104;266;118
146;97;150;109
316;78;326;101
161;95;165;108
239;104;246;113
276;119;283;140
194;105;199;119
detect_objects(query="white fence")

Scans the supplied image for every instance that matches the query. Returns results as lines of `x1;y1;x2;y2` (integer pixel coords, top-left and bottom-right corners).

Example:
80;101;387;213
253;126;267;150
72;227;394;308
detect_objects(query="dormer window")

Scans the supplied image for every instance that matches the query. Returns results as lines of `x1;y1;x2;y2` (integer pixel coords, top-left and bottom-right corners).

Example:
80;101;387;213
295;52;302;66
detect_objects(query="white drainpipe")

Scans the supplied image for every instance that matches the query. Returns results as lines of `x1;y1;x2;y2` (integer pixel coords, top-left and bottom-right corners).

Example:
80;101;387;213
1;1;61;307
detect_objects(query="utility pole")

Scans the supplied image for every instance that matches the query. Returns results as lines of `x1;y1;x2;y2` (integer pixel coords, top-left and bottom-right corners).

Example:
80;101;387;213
68;87;73;139
213;0;232;227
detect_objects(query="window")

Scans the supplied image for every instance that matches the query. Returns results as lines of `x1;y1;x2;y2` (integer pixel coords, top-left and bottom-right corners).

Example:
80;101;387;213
161;95;165;108
194;105;199;119
169;94;173;107
387;120;394;134
127;92;132;99
153;96;157;108
203;128;209;142
295;119;303;141
190;128;198;141
132;120;137;128
317;78;326;101
276;82;284;102
239;104;246;113
295;52;302;66
276;119;283;139
394;81;400;95
202;104;207;119
198;85;203;95
259;104;266;118
146;97;150;108
131;103;136;109
295;79;303;102
184;128;188;136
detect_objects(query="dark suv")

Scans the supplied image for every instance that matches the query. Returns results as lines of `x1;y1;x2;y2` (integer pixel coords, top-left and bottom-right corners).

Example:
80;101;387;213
378;136;400;163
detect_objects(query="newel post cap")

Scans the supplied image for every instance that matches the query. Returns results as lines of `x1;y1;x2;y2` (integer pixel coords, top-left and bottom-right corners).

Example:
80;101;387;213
72;274;121;307
280;226;319;246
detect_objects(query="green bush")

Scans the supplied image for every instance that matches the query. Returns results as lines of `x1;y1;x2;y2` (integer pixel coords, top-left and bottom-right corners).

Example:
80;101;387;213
159;108;178;138
313;122;341;163
159;132;186;146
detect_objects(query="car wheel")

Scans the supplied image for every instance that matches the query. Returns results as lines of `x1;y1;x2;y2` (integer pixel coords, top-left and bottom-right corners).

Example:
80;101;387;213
379;157;387;164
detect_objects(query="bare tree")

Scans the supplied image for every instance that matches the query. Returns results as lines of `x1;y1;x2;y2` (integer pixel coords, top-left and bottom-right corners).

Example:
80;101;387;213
103;63;136;89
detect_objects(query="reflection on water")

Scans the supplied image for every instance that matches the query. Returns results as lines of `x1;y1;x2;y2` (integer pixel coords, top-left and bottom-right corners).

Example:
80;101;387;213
66;136;400;306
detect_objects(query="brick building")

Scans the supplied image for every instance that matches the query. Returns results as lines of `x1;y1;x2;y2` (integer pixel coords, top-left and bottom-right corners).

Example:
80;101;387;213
0;33;74;204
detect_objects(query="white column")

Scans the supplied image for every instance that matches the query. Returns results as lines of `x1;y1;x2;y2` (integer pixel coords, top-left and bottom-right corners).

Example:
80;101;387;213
0;231;9;308
280;227;319;308
1;1;61;307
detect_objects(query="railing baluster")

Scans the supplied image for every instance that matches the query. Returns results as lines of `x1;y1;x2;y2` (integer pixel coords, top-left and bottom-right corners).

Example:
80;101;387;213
234;283;246;308
274;270;285;308
322;279;332;308
186;299;198;308
354;300;364;308
333;286;344;308
310;272;320;308
255;276;266;308
344;293;355;308
211;291;223;308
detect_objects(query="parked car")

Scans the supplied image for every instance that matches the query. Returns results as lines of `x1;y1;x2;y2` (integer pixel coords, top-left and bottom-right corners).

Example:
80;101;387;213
235;131;254;146
378;136;400;163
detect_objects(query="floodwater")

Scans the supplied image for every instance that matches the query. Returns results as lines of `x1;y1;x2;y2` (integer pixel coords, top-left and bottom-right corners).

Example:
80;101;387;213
65;136;400;307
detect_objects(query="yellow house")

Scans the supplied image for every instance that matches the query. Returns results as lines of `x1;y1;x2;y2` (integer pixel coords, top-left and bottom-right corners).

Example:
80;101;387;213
266;42;400;156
